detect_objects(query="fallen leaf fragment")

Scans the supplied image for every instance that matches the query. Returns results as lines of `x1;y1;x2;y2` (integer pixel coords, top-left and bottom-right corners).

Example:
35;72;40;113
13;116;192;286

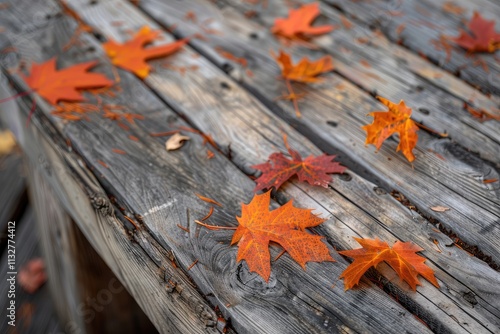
0;130;16;155
272;2;334;40
339;238;439;291
430;206;450;212
363;97;419;162
166;133;190;150
103;26;188;78
252;135;345;191
215;47;248;67
453;12;500;53
18;258;47;294
464;104;500;121
442;2;465;16
22;58;113;105
231;191;334;281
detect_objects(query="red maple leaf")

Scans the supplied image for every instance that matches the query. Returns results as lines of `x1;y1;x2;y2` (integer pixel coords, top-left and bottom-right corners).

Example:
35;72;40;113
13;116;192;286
22;58;113;105
252;135;346;191
453;11;500;52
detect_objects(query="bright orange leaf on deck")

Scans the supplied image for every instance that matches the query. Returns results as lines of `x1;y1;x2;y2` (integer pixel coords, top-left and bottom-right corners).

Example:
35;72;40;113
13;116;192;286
339;238;439;291
22;58;113;105
272;2;334;40
103;26;188;78
453;12;500;53
231;191;334;281
363;97;419;162
273;50;333;83
273;50;333;117
252;135;345;191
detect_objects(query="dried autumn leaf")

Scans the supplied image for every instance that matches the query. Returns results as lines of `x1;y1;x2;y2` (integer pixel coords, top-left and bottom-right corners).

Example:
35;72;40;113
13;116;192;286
273;50;333;117
231;191;334;281
363;97;419;162
453;11;500;53
252;135;345;191
430;206;450;212
272;2;334;40
0;130;16;155
339;238;439;291
103;26;188;78
166;133;190;150
18;258;47;294
22;58;113;105
273;50;333;83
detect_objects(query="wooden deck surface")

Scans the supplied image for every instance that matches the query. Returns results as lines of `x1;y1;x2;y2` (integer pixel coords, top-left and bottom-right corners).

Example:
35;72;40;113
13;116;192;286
0;0;499;333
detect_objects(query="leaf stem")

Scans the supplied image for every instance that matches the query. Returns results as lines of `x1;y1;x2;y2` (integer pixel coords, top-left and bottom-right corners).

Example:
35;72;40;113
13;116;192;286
415;122;448;137
194;220;237;230
285;79;301;118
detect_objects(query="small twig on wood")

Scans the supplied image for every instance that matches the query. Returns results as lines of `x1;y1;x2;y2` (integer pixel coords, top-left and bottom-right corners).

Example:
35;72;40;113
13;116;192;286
194;220;236;230
187;259;198;271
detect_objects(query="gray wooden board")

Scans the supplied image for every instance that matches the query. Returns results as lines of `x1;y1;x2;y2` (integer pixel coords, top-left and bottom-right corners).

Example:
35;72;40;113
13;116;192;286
27;160;158;334
19;109;219;334
0;1;438;333
61;0;500;332
323;0;500;98
159;0;500;167
324;0;500;95
0;207;62;334
133;0;500;268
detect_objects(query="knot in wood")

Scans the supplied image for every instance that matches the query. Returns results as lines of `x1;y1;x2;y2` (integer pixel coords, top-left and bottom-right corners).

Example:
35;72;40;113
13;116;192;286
199;307;217;327
463;291;478;305
91;193;113;215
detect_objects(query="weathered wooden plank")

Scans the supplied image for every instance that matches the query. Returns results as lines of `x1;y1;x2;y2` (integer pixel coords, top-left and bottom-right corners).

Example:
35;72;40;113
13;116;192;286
0;208;62;334
135;0;500;268
0;1;435;333
64;0;500;332
28;165;157;334
0;74;220;334
322;0;500;97
150;0;500;167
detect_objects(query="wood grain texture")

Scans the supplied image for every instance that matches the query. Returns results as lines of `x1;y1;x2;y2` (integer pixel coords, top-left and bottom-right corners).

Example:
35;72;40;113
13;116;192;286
323;0;500;97
0;208;62;334
136;0;500;267
0;78;221;334
64;0;500;332
28;169;158;334
150;0;500;166
0;1;435;333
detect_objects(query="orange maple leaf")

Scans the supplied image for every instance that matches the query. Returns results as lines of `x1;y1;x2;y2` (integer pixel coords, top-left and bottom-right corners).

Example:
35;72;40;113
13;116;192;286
103;26;188;79
453;11;500;53
339;238;439;291
273;50;333;117
252;135;345;191
273;50;333;83
363;97;419;162
272;2;334;40
22;58;113;105
231;191;334;281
